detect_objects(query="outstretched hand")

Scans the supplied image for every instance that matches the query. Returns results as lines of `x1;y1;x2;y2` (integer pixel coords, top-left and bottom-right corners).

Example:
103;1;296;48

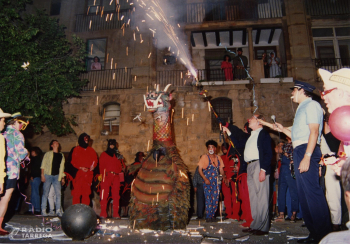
273;122;284;132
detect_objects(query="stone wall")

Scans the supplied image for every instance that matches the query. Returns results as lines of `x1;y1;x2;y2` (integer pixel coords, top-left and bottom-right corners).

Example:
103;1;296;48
28;82;296;173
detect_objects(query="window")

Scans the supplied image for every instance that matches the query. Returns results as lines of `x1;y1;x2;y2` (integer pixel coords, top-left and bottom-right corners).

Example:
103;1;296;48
211;97;232;133
50;0;61;16
315;40;335;59
338;39;350;65
335;27;350;37
103;103;120;135
87;0;115;14
87;38;107;71
312;27;350;70
312;28;333;37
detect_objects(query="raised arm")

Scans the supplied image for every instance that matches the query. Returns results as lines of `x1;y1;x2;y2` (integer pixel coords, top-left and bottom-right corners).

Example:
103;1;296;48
258;119;292;138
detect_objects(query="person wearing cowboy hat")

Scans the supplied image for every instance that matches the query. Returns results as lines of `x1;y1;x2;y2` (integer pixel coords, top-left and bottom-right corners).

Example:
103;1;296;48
0;112;29;235
266;80;332;243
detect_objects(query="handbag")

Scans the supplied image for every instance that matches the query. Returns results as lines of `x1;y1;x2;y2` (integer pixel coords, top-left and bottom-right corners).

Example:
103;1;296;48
119;172;124;182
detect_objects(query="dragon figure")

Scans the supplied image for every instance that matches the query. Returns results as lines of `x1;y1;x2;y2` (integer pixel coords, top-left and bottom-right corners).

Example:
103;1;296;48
128;84;190;230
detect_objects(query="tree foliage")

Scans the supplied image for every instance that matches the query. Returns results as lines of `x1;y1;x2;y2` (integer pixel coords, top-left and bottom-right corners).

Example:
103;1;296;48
0;0;87;136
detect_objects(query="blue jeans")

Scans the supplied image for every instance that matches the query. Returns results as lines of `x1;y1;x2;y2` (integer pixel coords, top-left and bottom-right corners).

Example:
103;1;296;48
30;177;41;212
293;144;331;239
41;175;61;212
278;159;299;213
286;188;303;219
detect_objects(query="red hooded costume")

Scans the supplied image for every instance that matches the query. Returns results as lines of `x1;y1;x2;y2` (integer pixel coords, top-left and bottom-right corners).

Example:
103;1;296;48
99;139;124;218
71;133;98;205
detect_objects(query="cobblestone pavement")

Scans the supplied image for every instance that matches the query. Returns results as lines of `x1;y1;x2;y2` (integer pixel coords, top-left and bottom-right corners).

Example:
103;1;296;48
0;214;311;243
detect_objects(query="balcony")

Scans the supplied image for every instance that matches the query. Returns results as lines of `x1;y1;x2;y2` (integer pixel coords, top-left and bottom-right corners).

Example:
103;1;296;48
81;68;132;91
156;64;289;87
75;10;132;32
313;58;350;72
182;0;285;24
305;0;350;18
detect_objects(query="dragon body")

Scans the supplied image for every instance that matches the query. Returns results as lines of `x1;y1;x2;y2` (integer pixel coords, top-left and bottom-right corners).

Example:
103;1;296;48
129;84;190;230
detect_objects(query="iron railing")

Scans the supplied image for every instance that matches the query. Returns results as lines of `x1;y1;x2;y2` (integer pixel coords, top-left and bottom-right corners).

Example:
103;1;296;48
81;68;132;91
157;65;288;86
75;10;132;32
305;0;350;18
182;0;285;23
313;58;350;72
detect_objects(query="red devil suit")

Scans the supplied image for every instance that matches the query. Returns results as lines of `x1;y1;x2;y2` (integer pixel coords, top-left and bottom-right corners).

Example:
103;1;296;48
221;154;241;220
71;133;98;205
99;144;123;218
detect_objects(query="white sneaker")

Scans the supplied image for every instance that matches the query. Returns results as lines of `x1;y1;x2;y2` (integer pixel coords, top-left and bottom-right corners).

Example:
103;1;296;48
42;210;48;217
48;211;56;216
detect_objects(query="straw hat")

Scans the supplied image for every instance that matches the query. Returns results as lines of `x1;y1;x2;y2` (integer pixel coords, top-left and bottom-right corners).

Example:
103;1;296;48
0;108;11;118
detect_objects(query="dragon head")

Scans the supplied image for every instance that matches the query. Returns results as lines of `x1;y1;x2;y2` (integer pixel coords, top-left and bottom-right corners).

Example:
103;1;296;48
144;84;172;113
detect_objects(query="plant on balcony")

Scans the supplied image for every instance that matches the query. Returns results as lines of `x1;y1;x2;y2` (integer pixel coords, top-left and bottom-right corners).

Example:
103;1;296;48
0;0;87;136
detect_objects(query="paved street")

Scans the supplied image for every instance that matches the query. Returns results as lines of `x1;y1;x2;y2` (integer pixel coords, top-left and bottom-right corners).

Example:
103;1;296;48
0;214;311;243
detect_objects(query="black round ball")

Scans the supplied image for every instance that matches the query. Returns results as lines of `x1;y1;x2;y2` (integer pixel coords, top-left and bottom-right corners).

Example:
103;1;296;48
61;204;97;240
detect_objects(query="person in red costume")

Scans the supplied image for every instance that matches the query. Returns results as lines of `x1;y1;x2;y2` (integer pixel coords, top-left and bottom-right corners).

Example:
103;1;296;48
71;133;97;205
220;120;253;228
220;143;241;220
99;139;125;219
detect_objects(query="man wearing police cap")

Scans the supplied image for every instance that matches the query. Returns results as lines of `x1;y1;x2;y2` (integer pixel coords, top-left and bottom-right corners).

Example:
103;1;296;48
268;80;332;243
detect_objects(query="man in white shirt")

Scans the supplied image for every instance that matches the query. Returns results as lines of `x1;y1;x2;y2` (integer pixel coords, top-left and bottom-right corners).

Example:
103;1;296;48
224;115;272;235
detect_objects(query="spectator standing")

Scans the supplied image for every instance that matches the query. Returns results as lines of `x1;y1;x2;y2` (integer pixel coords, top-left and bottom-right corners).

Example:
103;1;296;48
262;52;269;78
0;113;28;235
268;52;281;78
270;80;332;242
221;55;233;81
91;56;102;70
232;115;272;235
232;48;248;80
275;137;299;223
29;147;43;214
198;140;226;222
41;140;65;217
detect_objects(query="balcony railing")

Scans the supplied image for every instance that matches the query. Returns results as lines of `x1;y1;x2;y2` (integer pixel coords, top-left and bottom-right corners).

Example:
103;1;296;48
157;65;288;86
313;58;350;72
305;0;350;18
75;10;132;32
81;68;132;91
182;0;285;24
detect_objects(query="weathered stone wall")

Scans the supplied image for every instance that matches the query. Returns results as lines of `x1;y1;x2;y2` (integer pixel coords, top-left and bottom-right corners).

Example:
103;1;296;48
28;82;295;173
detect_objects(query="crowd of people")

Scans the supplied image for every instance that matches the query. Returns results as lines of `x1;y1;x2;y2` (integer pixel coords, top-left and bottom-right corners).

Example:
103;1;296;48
0;116;144;236
0;67;349;243
194;68;350;243
221;50;281;81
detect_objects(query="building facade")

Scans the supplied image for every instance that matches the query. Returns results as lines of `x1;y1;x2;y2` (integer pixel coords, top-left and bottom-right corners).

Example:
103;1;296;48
27;0;349;174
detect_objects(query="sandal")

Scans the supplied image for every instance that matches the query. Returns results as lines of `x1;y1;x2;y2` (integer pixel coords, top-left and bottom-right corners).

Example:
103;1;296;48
290;214;296;223
274;215;285;222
